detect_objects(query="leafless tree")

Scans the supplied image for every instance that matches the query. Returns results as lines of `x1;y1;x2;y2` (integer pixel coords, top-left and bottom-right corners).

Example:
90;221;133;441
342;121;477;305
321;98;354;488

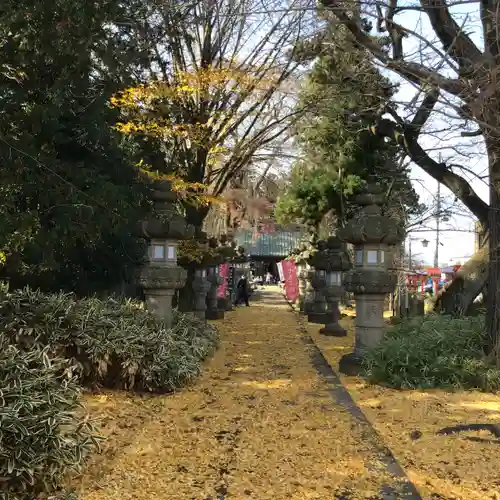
114;0;316;230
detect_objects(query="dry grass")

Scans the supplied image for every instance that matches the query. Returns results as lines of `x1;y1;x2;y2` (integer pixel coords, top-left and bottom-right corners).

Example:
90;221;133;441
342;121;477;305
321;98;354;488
308;318;500;500
71;294;408;499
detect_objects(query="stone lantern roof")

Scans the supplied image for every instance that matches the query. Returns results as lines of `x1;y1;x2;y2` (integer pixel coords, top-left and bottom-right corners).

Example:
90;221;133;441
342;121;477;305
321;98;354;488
338;184;404;245
140;180;190;241
309;237;351;272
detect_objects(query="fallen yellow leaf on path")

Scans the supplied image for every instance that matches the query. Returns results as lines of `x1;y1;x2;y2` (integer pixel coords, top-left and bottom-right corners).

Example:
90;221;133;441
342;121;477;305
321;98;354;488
73;291;409;499
308;317;500;500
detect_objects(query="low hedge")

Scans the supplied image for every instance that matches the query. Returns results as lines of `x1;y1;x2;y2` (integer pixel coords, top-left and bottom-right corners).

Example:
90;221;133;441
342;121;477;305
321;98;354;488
0;287;219;393
1;287;219;499
0;338;98;500
363;314;500;391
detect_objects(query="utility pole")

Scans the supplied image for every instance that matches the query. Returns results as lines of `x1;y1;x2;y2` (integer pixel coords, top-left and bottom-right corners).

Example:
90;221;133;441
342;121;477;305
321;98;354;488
434;176;441;268
408;238;412;270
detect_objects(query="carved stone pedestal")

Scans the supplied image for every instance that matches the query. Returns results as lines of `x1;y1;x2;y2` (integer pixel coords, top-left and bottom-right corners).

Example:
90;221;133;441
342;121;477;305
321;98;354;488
337;184;404;373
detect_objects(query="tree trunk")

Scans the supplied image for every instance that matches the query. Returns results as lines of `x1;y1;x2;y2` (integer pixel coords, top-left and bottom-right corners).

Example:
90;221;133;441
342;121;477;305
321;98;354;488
178;205;211;313
185;205;210;236
485;132;500;356
434;242;489;315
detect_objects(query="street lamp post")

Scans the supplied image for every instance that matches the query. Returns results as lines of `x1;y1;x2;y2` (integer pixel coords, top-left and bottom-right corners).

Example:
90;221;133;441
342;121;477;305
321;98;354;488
407;237;428;270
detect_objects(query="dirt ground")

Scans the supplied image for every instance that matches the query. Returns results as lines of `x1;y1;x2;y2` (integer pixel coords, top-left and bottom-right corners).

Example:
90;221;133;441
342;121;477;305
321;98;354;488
71;291;412;500
307;317;500;500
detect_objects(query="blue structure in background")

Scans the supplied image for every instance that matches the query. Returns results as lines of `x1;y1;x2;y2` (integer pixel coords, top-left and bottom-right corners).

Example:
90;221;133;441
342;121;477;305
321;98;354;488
233;229;306;258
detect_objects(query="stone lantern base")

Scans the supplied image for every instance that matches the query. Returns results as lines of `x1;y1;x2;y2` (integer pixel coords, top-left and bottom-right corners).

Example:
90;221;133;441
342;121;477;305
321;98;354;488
137;266;187;329
143;288;176;328
307;312;334;325
218;296;232;312
192;273;211;321
206;308;225;320
338;352;364;375
319;322;346;337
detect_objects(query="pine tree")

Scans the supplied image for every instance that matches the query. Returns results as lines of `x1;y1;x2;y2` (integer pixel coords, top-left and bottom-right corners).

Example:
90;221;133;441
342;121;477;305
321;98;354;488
276;26;421;231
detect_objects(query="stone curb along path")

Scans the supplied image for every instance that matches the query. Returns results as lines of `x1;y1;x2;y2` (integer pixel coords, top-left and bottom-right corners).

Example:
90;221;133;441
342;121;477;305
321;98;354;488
76;289;423;500
293;314;422;499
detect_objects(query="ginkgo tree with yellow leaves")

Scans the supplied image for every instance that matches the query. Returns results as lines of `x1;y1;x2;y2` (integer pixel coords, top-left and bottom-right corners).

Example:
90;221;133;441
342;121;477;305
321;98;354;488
110;0;310;232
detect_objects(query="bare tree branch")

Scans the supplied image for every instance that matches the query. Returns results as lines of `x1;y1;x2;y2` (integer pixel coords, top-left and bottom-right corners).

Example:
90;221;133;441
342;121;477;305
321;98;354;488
372;116;489;222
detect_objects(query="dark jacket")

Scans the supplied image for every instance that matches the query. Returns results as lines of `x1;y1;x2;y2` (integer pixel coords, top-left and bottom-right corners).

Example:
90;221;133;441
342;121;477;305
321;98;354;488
237;276;248;294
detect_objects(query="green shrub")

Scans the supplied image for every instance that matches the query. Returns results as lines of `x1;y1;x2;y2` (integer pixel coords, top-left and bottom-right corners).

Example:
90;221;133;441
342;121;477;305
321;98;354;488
0;287;219;392
363;314;500;391
0;338;98;500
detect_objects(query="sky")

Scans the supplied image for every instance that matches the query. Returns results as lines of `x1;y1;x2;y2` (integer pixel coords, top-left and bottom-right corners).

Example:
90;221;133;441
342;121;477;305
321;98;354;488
385;1;486;266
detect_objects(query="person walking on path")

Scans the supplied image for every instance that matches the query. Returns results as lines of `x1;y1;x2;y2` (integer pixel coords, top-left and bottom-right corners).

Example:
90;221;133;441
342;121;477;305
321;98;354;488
235;274;250;306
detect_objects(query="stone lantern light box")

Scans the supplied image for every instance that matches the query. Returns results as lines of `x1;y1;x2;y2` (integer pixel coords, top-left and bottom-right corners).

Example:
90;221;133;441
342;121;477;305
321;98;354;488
150;240;177;262
327;270;341;285
354;246;386;266
196;268;207;279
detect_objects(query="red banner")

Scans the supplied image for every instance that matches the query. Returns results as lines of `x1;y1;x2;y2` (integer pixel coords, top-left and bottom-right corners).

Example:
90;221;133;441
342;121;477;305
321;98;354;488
282;261;298;302
217;263;229;298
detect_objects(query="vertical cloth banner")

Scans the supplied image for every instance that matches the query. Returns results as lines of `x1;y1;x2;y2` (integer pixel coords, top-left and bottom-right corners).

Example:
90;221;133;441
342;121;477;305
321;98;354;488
277;261;284;282
217;263;229;298
228;266;236;302
282;261;299;302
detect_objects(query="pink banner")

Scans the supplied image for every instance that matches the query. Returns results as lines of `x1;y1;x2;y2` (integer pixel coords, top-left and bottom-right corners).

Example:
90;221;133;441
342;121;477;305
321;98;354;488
282;261;299;302
217;263;229;298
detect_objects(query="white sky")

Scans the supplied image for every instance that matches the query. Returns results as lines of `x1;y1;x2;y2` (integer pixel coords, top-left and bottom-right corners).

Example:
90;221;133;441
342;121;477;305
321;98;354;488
386;2;486;266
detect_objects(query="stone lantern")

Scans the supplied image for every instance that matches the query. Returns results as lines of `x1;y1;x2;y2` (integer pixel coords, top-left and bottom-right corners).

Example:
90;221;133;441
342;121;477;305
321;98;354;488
337;184;404;373
190;231;212;317
192;268;211;320
303;265;315;314
206;264;224;319
307;241;329;324
291;244;309;312
319;236;351;336
205;239;224;320
297;262;308;312
137;180;188;328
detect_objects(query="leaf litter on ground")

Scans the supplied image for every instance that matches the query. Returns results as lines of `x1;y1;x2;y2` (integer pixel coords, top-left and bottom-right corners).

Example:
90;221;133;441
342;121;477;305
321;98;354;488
71;296;409;499
308;318;500;500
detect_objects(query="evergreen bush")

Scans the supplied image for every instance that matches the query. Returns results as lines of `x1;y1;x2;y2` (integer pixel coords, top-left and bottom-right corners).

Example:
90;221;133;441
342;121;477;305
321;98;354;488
0;287;219;392
363;314;500;391
0;339;97;500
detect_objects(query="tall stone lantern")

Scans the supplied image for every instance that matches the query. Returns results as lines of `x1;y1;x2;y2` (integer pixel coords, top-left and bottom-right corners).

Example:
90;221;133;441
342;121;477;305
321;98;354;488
319;236;351;336
137;180;188;328
192;268;211;320
205;238;225;320
307;241;329;324
192;231;212;318
337;184;404;373
291;243;310;312
297;264;308;312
